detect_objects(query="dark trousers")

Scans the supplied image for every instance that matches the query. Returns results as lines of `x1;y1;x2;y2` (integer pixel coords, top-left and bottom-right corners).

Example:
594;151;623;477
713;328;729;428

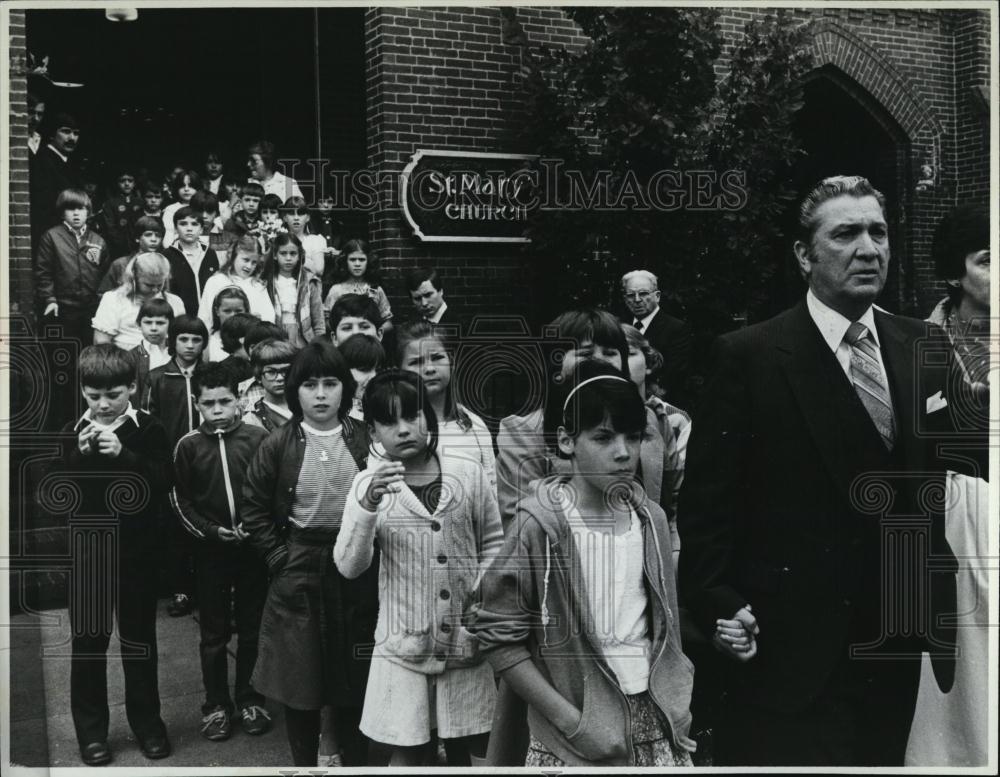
160;503;195;598
285;706;368;766
69;540;165;746
714;641;921;766
195;542;268;713
41;309;95;431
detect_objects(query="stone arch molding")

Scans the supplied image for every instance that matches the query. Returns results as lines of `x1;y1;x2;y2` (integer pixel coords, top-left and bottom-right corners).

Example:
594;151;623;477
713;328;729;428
805;19;944;142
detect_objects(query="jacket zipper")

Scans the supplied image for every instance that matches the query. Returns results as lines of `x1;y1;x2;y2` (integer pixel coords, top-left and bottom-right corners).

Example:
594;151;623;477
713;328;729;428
640;512;686;751
554;530;635;765
217;431;237;529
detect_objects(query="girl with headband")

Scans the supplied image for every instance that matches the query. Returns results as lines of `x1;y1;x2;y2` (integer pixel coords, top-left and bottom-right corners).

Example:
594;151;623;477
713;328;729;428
473;360;696;767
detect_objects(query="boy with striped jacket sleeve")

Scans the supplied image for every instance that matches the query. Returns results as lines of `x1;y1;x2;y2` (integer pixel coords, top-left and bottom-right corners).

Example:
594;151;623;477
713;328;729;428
169;362;272;742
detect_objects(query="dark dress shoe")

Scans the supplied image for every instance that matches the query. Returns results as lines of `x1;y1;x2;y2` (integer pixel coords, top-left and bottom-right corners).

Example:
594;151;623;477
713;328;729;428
138;733;172;759
80;741;112;766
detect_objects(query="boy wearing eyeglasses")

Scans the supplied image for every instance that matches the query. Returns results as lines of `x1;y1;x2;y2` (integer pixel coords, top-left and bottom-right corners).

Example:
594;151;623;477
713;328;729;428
242;337;299;432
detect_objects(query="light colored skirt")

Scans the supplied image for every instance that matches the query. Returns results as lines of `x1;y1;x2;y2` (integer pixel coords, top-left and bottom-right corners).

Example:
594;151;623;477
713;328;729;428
905;473;989;766
360;656;497;746
525;691;692;767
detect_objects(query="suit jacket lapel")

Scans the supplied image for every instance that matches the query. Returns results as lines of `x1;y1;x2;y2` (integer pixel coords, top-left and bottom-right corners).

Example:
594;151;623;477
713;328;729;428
777;300;860;499
873;310;915;458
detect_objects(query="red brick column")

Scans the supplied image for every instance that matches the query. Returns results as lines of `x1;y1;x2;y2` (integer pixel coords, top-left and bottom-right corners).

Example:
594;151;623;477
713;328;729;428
7;8;34;327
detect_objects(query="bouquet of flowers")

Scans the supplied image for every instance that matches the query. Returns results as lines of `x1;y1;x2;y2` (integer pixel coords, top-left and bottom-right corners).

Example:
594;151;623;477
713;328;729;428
259;216;286;249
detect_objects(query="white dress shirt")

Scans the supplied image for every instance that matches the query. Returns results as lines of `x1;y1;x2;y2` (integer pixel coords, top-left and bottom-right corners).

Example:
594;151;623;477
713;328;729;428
805;289;892;402
633;305;660;332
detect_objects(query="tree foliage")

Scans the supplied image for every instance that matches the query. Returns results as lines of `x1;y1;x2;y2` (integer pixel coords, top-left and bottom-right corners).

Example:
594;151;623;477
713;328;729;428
518;9;815;335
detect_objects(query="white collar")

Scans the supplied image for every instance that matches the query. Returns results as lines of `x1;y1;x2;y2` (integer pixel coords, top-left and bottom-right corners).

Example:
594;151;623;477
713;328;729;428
301;420;342;437
262;400;292;418
634;305;660;328
806;289;879;353
79;402;139;432
429;300;448;324
46;143;69;163
141;338;169;354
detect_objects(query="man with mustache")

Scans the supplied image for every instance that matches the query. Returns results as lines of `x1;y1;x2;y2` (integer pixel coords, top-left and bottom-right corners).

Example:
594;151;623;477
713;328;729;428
30;110;83;249
679;175;989;766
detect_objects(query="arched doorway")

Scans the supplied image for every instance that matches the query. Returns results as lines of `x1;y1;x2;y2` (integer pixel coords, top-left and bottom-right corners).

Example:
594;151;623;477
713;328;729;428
773;64;910;316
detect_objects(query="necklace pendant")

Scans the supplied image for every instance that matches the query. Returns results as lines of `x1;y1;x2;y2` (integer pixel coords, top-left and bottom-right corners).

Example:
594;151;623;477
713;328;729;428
319;449;329;462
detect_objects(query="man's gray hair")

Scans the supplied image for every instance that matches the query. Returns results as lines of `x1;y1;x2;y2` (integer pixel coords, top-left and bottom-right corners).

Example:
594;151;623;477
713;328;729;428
797;175;886;243
621;269;659;289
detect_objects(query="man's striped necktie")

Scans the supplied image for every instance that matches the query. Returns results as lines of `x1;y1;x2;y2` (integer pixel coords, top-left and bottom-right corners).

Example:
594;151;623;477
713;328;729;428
845;321;895;450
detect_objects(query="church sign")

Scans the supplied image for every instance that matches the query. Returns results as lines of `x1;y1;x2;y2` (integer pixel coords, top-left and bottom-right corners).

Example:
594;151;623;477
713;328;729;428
400;150;538;243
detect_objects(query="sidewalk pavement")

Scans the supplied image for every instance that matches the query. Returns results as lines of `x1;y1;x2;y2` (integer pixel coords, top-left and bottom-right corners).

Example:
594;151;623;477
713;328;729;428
10;599;300;768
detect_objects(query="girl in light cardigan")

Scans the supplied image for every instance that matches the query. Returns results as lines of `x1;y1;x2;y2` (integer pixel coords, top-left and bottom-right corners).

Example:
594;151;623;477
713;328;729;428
334;369;503;766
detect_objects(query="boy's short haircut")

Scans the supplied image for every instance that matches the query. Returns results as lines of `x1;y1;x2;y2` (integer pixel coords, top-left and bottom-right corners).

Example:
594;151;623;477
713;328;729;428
338;332;385;372
167;315;209;357
56;188;92;213
220;312;258;354
259;193;283;213
250;338;300;369
136;297;175;325
244;321;288;354
241;182;265;199
190;190;219;215
142;181;164;198
173;205;200;227
134;215;165;237
330;294;382;329
114;163;136;179
79;343;137;389
192;361;239;399
405;266;442;294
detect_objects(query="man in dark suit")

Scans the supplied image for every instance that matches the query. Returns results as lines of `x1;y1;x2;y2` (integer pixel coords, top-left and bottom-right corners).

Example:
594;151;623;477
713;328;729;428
30;110;82;250
620;269;693;406
405;267;463;332
678;176;988;766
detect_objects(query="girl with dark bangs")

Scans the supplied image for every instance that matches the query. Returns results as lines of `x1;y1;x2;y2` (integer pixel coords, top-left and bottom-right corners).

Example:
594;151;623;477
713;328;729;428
241;340;378;766
335;369;502;766
492;309;685;765
474;367;695;767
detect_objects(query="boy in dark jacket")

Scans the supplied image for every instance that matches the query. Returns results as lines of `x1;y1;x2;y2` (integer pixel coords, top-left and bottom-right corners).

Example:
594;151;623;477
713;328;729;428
129;297;173;409
147;314;208;616
47;344;172;765
35;187;110;345
170;363;272;741
98;166;144;257
162;205;220;316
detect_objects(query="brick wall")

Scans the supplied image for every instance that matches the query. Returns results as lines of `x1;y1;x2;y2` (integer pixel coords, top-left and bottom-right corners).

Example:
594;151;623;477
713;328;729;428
7;8;33;325
363;6;588;327
365;7;987;320
954;10;990;205
716;7;989;315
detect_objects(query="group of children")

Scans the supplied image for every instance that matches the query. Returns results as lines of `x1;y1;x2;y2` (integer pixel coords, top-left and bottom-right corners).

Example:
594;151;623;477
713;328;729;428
37;151;707;770
51;291;705;768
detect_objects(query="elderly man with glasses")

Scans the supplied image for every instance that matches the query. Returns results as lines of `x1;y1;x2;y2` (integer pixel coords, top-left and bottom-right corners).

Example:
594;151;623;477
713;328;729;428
620;269;693;406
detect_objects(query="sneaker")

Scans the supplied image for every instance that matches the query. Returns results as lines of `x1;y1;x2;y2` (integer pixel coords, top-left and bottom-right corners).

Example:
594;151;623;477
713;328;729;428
200;707;232;741
167;594;191;617
322;752;344;767
239;704;272;736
